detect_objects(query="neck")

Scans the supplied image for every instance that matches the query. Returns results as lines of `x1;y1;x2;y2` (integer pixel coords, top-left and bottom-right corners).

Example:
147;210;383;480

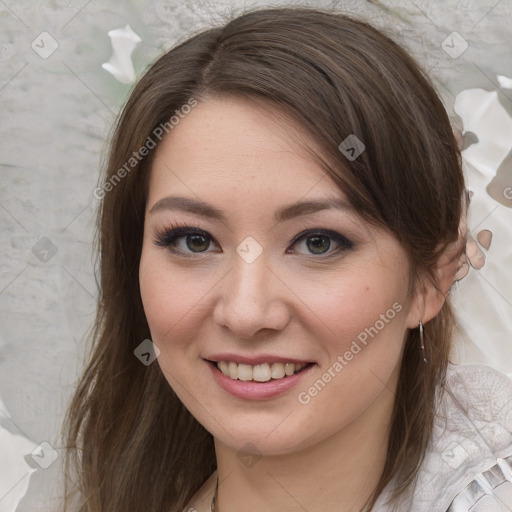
213;374;396;512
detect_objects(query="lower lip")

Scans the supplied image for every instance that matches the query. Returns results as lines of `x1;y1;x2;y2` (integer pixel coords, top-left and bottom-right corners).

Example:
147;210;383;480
207;361;315;400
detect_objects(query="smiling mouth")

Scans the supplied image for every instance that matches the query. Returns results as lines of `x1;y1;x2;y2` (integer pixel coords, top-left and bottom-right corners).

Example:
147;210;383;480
208;360;314;382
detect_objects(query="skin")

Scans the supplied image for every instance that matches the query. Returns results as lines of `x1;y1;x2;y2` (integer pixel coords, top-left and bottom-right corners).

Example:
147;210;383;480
139;97;453;511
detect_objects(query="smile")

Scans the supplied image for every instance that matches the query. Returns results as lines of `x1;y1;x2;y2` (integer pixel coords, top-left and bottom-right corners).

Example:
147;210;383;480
215;361;310;382
207;358;316;400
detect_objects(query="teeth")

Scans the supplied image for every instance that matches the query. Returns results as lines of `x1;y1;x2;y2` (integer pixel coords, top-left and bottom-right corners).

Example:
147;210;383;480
253;363;272;382
284;363;295;376
228;361;238;379
216;361;307;382
237;364;253;381
270;362;285;379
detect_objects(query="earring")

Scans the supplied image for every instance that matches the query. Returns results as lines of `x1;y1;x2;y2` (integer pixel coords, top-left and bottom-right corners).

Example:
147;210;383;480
419;320;427;364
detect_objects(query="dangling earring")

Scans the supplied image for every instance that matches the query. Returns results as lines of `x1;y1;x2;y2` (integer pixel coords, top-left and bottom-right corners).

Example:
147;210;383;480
419;320;427;364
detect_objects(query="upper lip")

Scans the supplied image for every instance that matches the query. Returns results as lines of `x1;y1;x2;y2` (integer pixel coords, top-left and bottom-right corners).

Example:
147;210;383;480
205;354;314;365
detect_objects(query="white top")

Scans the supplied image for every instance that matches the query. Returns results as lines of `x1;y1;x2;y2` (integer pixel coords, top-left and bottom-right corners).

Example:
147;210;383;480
374;362;512;511
186;362;512;511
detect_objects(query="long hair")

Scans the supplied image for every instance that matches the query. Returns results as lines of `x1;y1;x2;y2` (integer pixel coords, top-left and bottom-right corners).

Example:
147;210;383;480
62;7;464;511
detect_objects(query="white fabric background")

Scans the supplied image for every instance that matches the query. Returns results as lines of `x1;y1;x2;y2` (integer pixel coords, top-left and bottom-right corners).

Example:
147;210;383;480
0;0;511;510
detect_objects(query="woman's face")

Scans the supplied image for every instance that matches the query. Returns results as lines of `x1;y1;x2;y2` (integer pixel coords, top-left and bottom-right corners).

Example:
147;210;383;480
139;97;419;455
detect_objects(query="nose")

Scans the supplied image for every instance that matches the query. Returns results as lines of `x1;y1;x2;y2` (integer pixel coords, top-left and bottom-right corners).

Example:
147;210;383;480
213;254;291;340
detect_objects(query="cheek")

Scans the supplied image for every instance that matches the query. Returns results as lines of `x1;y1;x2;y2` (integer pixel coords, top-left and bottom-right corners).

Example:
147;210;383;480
289;282;407;448
288;262;409;352
138;251;215;346
294;270;408;403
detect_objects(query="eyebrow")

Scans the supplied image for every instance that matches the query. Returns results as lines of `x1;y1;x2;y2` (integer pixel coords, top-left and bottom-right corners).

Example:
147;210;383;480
147;195;353;223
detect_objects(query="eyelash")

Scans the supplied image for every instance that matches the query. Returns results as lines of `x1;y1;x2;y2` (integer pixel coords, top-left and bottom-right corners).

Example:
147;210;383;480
153;221;354;258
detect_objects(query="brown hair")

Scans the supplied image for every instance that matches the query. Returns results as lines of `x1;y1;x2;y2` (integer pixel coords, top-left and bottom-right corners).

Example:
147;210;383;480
62;7;464;512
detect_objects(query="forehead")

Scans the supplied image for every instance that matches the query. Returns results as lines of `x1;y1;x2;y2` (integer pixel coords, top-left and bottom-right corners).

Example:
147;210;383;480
148;97;342;204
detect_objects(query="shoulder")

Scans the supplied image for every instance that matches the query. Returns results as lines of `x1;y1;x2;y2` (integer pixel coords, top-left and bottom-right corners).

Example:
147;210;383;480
410;363;512;512
182;471;217;512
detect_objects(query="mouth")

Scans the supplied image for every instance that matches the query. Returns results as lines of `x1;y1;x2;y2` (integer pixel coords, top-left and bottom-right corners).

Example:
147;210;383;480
207;360;315;383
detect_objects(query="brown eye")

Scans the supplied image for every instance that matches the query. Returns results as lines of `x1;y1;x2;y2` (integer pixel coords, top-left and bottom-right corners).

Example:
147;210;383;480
185;234;211;252
154;225;220;256
289;229;354;257
306;235;331;254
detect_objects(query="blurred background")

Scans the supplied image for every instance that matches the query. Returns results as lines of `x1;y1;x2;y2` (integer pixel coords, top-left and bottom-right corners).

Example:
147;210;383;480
1;0;511;510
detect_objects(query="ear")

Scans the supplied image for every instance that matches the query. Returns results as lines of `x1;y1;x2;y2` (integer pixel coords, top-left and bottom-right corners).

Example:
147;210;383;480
405;213;468;329
404;251;457;329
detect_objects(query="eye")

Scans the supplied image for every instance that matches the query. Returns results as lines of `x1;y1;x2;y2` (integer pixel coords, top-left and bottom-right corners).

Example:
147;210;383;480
288;229;354;257
153;223;354;258
153;223;220;255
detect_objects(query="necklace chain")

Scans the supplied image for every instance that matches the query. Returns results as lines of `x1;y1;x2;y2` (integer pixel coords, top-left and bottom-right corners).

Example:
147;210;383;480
210;474;219;512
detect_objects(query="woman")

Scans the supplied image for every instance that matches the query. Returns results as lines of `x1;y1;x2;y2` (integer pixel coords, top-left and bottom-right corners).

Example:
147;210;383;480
63;7;512;512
